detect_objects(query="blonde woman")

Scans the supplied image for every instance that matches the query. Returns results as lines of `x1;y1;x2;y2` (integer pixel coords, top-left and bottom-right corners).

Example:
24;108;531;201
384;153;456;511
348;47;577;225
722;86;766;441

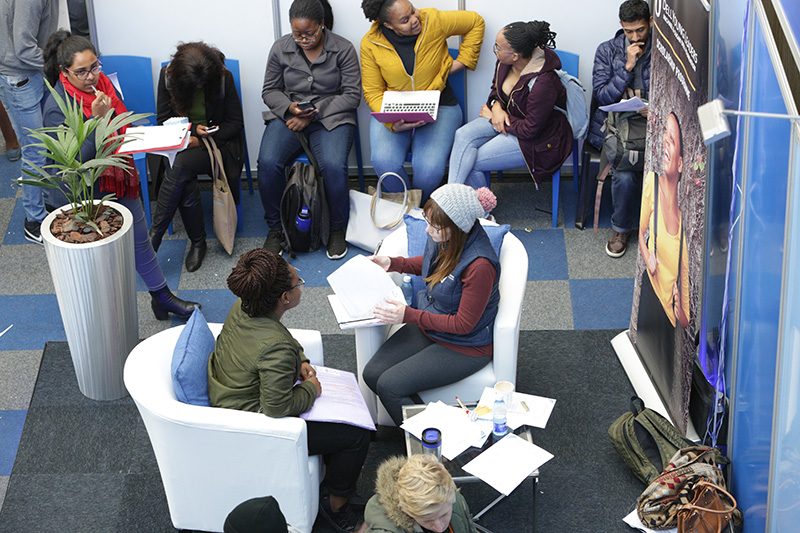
363;455;477;533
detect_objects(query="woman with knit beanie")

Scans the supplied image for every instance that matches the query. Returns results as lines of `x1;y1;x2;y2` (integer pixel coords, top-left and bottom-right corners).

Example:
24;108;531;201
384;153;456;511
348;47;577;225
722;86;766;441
208;248;370;533
364;183;500;426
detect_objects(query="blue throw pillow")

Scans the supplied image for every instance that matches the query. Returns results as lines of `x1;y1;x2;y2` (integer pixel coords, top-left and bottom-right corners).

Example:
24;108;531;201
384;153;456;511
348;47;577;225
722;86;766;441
171;307;214;406
403;215;510;305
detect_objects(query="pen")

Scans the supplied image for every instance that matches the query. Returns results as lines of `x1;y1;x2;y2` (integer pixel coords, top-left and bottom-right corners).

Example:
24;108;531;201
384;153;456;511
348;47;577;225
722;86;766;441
373;239;383;256
521;401;529;412
455;396;468;413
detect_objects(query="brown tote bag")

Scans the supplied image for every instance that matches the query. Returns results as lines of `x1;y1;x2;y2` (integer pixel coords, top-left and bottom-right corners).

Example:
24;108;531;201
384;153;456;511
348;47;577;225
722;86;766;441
202;137;237;255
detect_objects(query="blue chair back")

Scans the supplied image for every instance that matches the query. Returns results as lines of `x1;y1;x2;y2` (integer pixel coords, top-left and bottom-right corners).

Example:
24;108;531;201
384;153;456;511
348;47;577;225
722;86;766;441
448;48;466;124
554;49;579;78
100;55;156;125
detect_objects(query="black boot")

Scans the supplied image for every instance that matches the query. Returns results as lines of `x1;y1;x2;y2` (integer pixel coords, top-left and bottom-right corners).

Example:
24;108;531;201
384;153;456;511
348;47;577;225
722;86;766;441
149;286;200;320
179;184;207;272
149;167;190;252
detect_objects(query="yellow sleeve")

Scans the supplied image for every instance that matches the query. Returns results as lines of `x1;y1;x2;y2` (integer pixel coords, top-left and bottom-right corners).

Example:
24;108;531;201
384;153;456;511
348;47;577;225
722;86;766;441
360;38;388;113
439;11;485;70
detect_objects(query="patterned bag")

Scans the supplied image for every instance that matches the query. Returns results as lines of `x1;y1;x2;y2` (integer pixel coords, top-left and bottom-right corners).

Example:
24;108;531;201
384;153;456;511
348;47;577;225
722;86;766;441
636;446;727;529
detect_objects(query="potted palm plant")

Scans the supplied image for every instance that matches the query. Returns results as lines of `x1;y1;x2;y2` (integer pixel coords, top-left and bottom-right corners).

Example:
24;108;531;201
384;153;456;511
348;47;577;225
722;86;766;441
20;81;149;400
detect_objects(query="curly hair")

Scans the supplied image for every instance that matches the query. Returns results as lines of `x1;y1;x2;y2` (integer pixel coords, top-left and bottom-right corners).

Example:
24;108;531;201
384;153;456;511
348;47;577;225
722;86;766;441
289;0;334;30
361;0;398;22
503;21;557;58
396;455;457;520
43;29;97;86
227;249;293;317
619;0;651;23
166;42;226;117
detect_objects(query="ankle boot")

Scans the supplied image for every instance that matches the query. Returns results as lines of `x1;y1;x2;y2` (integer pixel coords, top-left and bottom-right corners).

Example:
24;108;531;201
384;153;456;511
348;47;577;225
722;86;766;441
149;286;200;320
149;167;190;252
179;185;208;272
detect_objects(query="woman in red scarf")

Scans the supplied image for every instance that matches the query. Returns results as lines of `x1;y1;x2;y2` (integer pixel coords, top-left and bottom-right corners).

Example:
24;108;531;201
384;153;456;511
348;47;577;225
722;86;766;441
42;30;198;321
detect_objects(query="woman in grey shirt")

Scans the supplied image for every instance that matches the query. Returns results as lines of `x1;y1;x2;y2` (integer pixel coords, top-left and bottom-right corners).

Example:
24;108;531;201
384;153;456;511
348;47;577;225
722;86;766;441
258;0;361;260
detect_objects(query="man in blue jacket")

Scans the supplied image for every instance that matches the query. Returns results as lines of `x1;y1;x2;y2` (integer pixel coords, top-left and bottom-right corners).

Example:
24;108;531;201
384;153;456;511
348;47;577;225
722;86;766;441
590;0;651;258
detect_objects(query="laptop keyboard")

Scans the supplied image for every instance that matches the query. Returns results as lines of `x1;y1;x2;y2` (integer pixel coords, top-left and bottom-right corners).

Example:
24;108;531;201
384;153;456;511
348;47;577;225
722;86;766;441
382;103;436;116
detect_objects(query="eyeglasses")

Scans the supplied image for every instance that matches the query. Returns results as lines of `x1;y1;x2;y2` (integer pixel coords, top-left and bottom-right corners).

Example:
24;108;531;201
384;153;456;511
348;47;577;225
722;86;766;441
493;43;514;56
292;26;323;43
423;213;441;232
290;278;306;291
64;60;103;80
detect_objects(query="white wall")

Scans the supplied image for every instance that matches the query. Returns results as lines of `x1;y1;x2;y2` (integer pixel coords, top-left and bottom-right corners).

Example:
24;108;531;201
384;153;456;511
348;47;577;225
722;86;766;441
92;0;625;171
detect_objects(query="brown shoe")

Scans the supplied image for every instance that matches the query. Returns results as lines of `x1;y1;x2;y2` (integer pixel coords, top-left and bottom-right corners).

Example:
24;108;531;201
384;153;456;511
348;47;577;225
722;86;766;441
606;230;629;258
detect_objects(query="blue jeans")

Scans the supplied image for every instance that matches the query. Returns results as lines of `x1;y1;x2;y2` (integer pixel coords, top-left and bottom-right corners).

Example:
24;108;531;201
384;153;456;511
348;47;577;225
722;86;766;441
610;169;643;233
0;71;47;223
447;117;526;189
257;119;354;232
369;104;463;202
117;196;167;291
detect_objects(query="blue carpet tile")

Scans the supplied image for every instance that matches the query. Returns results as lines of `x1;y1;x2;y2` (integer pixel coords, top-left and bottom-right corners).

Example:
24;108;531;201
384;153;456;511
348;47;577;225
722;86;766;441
136;238;186;293
0;157;21;198
570;278;635;330
513;229;569;281
0;295;64;351
172;288;237;324
3;199;33;245
0;410;26;475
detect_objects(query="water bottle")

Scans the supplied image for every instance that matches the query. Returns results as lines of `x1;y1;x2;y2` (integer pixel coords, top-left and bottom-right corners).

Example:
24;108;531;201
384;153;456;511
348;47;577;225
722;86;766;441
296;206;311;232
401;275;414;306
421;427;442;461
293;206;311;251
492;396;508;440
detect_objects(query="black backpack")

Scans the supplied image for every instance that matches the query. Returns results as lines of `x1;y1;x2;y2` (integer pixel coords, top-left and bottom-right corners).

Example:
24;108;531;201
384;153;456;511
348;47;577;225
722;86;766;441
608;396;696;484
280;133;329;256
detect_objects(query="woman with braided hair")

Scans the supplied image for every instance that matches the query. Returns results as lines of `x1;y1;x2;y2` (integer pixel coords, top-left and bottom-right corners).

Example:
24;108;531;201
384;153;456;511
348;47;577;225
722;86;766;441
447;21;573;189
208;248;370;533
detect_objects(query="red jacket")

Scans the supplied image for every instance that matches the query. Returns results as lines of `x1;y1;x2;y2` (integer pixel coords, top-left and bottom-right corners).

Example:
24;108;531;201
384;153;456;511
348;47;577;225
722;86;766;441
486;48;573;183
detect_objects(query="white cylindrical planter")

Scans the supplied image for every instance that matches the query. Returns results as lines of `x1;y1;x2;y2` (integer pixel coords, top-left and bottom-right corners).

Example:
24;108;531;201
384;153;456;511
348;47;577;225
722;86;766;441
42;201;139;401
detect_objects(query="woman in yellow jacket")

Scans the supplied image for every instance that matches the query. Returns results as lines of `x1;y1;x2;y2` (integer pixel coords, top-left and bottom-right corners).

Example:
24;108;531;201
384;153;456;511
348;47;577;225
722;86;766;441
360;0;484;201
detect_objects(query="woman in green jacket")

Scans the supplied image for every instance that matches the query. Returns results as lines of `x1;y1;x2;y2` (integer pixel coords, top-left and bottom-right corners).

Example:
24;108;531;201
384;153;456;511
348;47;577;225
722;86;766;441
208;248;370;533
364;455;477;533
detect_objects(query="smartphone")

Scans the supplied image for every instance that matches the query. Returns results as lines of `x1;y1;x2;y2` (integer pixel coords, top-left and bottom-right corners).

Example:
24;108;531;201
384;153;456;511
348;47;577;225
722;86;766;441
205;125;219;134
297;101;316;111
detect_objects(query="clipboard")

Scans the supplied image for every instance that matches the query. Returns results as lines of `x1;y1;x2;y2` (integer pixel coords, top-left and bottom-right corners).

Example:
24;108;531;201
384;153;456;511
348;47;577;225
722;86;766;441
119;123;192;154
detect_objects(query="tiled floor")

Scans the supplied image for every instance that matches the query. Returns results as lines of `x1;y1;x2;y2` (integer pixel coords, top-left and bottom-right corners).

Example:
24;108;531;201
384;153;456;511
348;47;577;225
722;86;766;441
0;140;638;511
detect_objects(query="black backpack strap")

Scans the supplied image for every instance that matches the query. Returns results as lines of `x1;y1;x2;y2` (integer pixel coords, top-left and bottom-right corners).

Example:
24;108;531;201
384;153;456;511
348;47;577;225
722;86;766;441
293;130;322;176
630;396;645;416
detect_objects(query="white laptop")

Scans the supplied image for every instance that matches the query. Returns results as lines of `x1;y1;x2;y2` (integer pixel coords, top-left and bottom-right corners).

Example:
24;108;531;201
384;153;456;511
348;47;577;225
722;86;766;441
371;90;440;124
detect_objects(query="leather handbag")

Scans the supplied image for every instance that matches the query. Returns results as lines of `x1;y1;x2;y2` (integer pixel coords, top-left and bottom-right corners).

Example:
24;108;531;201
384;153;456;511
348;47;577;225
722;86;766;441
202;137;237;255
345;172;423;253
676;480;739;533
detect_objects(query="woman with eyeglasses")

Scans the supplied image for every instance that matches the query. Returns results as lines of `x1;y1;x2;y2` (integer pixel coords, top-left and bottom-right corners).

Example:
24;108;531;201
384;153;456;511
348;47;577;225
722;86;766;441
364;184;499;426
360;0;484;203
149;41;245;273
209;248;371;533
258;0;361;261
447;21;573;190
41;30;199;321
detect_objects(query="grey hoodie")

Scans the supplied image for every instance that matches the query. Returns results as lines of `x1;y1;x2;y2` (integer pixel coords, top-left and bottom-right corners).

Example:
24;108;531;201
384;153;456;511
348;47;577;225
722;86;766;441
0;0;58;76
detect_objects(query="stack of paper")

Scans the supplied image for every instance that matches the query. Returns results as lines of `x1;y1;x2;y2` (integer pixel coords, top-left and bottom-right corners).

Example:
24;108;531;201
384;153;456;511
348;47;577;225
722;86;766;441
401;401;488;460
298;366;376;431
120;123;191;154
462;434;553;495
475;387;557;430
327;255;404;328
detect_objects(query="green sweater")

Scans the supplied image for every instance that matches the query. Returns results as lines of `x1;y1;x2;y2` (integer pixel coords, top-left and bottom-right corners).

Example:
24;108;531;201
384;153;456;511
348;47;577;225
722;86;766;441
207;299;317;417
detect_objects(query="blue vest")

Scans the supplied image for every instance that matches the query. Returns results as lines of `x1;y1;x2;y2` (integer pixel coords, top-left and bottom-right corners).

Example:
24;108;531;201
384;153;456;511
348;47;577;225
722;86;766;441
417;222;501;347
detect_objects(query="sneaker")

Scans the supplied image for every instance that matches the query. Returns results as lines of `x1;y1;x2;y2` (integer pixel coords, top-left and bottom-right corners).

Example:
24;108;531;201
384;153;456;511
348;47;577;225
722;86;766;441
263;230;285;255
326;229;348;260
24;219;43;245
6;147;21;162
605;230;629;258
319;496;363;533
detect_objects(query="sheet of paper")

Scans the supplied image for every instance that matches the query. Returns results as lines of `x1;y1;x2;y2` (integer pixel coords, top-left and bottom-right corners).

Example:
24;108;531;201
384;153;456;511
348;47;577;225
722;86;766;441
299;365;376;431
476;387;557;429
148;132;191;167
400;401;485;460
327;255;404;319
119;123;191;154
462;434;553;495
598;96;648;113
327;295;384;329
622;509;677;533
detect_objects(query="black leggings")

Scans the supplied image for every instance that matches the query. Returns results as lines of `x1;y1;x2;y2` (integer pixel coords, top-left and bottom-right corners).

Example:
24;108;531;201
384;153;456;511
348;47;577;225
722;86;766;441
306;421;370;497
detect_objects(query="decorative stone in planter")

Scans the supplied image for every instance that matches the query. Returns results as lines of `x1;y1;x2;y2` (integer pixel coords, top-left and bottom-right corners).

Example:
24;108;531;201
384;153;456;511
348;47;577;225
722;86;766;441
42;200;138;400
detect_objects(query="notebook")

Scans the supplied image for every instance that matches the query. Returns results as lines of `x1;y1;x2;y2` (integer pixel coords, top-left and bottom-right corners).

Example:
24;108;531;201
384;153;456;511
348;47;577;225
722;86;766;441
371;90;440;123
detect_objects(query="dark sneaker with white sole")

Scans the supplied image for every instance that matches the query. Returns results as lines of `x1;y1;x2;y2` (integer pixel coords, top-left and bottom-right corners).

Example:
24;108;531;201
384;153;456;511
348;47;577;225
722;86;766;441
319;496;363;533
24;219;43;245
263;230;286;256
326;229;348;260
605;230;629;258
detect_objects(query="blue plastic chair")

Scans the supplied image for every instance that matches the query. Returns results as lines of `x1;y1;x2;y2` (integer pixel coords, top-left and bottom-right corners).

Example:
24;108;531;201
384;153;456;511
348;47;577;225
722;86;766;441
100;55;158;227
483;49;581;228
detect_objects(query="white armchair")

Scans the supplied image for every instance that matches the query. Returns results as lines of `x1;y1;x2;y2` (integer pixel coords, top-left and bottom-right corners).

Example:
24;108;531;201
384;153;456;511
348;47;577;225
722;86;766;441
354;220;529;425
124;324;324;533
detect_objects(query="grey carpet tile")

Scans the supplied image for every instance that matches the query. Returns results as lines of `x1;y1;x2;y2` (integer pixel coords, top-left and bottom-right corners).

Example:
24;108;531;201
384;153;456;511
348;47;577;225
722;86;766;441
282;287;355;336
0;473;125;533
0;350;41;410
0;197;14;237
0;244;52;295
564;226;640;279
489;180;564;230
136;292;176;340
117;473;174;532
176;236;264;291
520;280;574;330
0;476;7;512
